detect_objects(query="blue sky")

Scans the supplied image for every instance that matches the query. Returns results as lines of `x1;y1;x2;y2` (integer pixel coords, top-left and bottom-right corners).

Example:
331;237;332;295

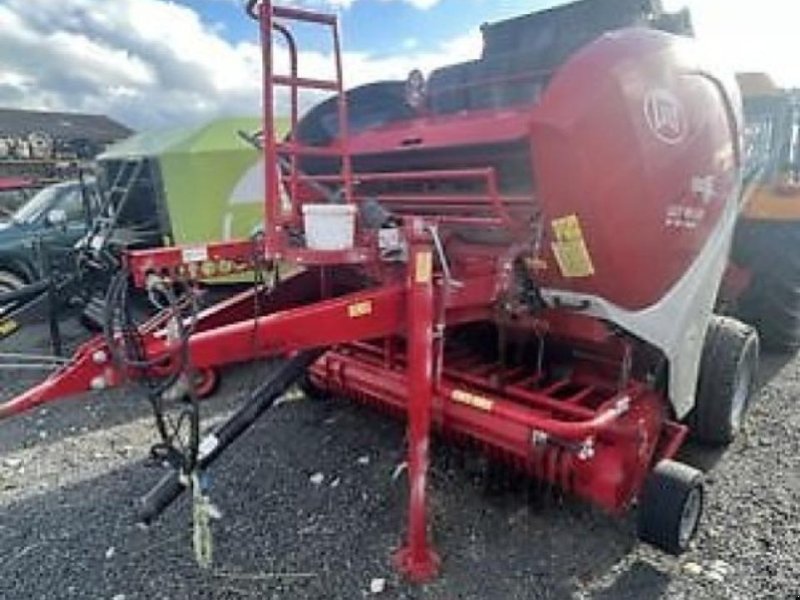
0;0;796;129
175;1;570;52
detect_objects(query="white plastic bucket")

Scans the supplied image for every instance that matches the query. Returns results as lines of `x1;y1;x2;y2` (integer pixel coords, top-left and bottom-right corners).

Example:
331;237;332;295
302;203;357;251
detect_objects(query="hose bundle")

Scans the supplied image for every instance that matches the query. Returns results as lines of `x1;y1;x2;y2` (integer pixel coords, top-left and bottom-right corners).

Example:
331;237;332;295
103;269;202;473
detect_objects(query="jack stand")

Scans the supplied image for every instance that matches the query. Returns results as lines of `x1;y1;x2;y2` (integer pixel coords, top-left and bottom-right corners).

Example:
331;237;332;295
393;226;441;582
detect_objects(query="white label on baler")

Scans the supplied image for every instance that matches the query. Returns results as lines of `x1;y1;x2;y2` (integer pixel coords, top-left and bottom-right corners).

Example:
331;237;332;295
182;246;209;263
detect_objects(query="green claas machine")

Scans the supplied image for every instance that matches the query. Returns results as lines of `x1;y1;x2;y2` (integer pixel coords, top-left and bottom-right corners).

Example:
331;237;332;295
97;117;277;250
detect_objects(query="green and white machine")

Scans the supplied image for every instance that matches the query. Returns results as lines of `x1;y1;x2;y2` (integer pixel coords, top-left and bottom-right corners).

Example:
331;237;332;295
96;116;287;250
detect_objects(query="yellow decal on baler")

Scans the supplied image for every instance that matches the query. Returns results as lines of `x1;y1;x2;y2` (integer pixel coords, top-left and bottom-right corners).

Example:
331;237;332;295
451;389;495;412
415;251;433;284
550;215;595;278
348;300;373;318
0;319;18;338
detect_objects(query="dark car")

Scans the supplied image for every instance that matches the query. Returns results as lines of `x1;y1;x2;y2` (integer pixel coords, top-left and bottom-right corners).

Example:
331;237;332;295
0;177;40;219
0;180;95;294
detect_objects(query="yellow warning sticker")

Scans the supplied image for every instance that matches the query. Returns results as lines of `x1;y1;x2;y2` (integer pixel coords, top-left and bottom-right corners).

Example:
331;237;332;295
451;389;495;412
415;251;433;284
550;214;595;278
347;300;373;318
0;319;18;338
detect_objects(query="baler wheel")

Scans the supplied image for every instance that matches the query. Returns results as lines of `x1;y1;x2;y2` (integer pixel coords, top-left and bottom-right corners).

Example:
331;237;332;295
691;316;759;446
637;459;704;555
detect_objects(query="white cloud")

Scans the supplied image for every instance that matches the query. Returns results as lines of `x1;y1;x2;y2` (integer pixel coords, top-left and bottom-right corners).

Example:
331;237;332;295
254;0;442;12
664;0;800;87
0;0;473;130
389;0;441;9
306;0;442;9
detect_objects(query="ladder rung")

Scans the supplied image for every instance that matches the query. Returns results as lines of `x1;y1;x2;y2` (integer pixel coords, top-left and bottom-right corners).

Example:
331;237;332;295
277;143;344;157
272;6;337;26
272;75;339;92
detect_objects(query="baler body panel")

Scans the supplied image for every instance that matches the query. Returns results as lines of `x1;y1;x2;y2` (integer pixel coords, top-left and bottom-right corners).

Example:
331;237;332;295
531;30;741;311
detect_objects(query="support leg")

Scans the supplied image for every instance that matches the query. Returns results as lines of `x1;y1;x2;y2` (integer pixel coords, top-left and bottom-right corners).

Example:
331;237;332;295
393;234;440;582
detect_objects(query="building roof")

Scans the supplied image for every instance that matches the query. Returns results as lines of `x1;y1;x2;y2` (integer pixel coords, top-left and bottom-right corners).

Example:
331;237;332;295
0;108;132;141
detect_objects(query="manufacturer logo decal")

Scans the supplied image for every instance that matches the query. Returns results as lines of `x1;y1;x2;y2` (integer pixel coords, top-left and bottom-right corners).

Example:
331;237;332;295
644;89;687;145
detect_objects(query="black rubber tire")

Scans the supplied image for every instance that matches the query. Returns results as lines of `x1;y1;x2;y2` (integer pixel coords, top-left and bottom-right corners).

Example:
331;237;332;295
0;269;25;294
0;269;26;314
691;316;759;446
637;459;704;555
733;221;800;351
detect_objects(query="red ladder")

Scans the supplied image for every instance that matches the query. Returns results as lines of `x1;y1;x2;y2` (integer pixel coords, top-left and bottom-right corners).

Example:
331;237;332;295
255;1;354;255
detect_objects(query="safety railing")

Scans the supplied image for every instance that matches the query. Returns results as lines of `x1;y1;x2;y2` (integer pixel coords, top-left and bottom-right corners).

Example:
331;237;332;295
299;167;531;231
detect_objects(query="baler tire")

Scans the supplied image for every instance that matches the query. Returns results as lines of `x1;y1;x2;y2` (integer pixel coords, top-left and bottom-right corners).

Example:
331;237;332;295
691;316;759;446
637;459;704;555
0;269;25;294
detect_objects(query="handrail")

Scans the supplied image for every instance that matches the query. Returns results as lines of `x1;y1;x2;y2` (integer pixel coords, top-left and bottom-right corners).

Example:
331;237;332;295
300;167;526;230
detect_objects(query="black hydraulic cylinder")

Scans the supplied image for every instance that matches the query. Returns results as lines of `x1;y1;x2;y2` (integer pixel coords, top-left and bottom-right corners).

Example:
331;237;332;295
137;349;325;525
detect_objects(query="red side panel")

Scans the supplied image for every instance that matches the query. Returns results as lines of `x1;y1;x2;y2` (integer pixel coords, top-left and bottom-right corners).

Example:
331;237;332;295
531;29;741;310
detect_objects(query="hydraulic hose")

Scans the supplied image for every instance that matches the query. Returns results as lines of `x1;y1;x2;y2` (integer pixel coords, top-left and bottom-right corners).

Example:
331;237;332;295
137;348;325;525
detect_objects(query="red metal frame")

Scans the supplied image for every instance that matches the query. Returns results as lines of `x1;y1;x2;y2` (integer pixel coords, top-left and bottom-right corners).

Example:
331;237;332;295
393;236;440;581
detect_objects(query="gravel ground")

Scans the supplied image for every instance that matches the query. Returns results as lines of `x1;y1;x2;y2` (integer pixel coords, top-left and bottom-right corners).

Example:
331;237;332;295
0;320;798;599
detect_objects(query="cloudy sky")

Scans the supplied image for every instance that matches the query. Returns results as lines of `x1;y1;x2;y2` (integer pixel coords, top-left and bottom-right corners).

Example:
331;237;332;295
0;0;795;131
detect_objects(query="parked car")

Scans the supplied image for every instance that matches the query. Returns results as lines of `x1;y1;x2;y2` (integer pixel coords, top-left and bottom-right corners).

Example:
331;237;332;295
0;179;96;294
0;177;40;219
